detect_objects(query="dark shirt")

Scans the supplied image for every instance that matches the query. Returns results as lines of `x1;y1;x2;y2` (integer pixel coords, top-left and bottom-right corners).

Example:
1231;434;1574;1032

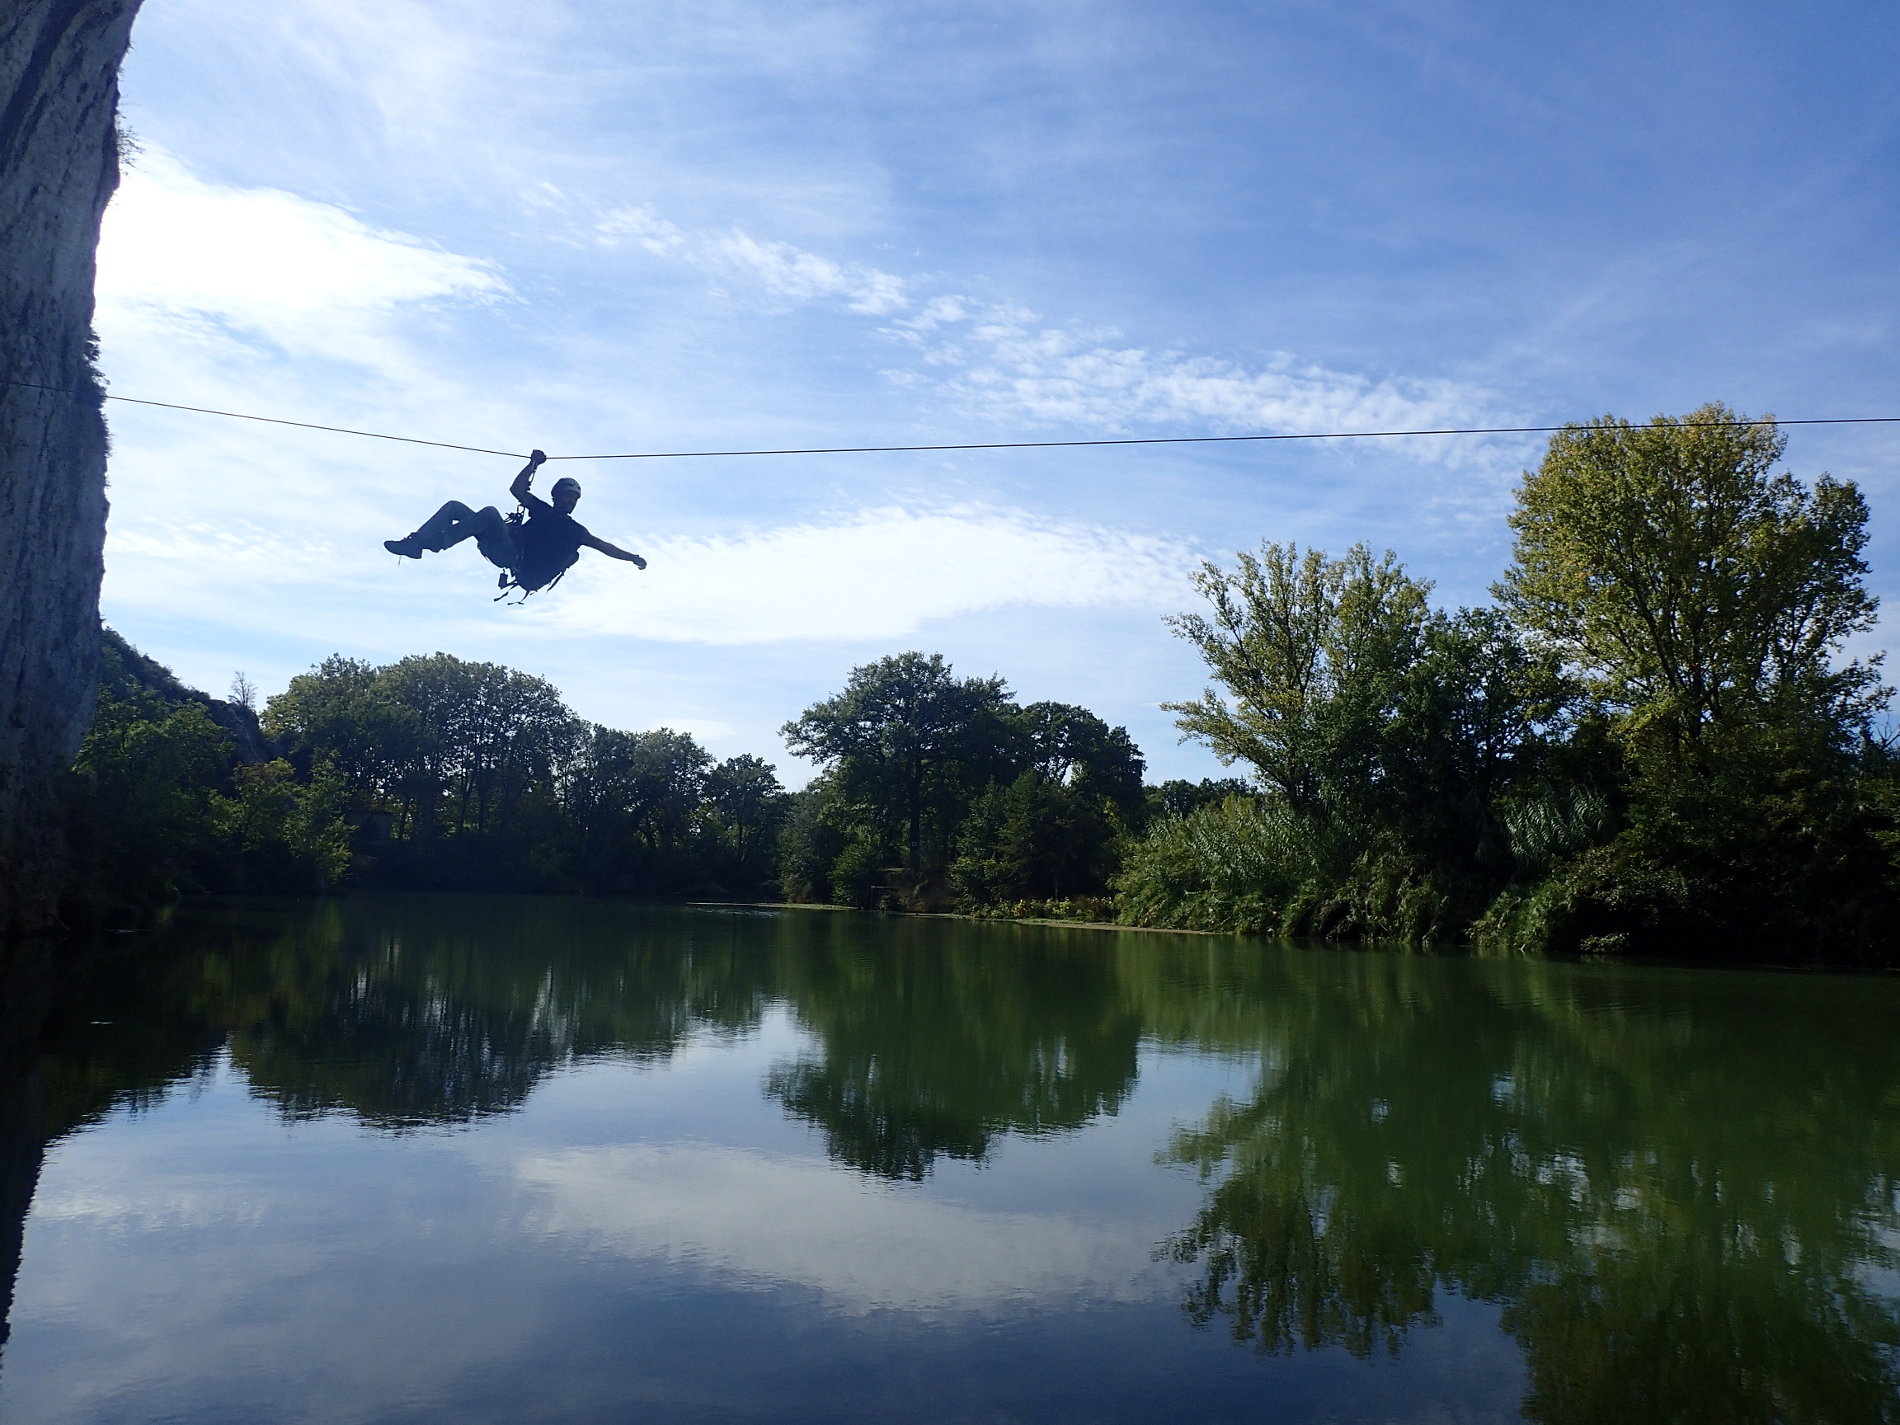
513;493;590;590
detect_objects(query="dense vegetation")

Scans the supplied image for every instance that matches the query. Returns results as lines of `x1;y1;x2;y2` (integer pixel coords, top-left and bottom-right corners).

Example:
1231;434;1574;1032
65;405;1900;962
66;631;351;925
778;651;1147;914
68;638;789;922
1117;405;1900;961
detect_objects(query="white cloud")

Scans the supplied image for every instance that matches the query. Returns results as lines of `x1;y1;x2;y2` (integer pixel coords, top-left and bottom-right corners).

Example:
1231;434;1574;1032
711;231;908;314
95;495;1193;655
517;1142;1169;1317
247;0;519;147
96;147;510;376
89;149;539;619
560;503;1197;644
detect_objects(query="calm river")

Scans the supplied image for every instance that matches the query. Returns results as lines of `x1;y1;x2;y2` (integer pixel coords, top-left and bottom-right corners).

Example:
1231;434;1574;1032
1;895;1896;1423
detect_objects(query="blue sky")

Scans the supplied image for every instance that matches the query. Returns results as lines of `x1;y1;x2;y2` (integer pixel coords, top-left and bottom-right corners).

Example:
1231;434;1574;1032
94;0;1900;782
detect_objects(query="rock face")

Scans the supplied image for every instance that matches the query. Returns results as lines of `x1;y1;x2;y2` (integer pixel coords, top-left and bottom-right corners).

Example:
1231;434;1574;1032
0;0;144;949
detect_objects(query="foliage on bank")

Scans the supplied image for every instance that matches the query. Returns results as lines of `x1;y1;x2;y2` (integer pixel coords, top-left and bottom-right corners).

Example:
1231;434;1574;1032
263;652;788;897
68;640;790;918
66;631;351;925
778;652;1148;912
1116;405;1900;962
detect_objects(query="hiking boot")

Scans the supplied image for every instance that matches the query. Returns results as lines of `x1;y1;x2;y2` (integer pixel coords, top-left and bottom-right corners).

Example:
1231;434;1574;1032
384;536;426;559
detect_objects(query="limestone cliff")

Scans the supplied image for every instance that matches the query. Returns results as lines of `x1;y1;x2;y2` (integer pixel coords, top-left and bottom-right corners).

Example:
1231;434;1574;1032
0;0;144;949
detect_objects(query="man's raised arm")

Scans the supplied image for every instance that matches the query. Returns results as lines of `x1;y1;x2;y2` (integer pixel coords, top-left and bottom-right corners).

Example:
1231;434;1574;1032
510;449;548;505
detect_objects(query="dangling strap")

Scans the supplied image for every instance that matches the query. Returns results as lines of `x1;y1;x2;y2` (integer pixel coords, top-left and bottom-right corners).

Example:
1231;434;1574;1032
494;562;569;605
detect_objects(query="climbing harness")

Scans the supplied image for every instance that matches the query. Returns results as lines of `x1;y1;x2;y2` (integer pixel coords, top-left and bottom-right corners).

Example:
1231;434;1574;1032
490;501;578;604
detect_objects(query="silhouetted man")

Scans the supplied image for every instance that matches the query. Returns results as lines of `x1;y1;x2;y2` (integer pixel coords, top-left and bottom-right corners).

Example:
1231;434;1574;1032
384;450;646;595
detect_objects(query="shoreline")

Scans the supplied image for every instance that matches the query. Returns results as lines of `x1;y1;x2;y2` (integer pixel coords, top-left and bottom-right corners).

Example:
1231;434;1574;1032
688;900;1262;938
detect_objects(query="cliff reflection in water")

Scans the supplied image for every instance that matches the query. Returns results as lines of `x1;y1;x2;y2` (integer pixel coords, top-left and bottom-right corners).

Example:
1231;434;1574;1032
3;897;1898;1422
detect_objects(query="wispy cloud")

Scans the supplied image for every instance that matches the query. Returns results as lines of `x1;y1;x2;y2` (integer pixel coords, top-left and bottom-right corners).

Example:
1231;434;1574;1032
597;203;909;314
101;501;1196;652
245;0;527;148
894;306;1502;457
592;199;1508;458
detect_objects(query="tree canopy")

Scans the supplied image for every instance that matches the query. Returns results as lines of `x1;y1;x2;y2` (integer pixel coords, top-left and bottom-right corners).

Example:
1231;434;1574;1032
781;653;1146;912
1127;406;1899;958
1497;404;1885;764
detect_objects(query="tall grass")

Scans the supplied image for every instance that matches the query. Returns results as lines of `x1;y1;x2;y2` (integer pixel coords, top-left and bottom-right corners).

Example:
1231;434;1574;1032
1116;796;1486;943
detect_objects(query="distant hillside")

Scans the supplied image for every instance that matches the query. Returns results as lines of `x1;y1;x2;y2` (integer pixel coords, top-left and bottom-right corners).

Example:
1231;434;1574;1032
98;628;271;764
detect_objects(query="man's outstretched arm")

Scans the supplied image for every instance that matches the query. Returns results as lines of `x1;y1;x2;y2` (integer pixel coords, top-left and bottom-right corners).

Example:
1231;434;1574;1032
581;531;648;569
510;449;548;505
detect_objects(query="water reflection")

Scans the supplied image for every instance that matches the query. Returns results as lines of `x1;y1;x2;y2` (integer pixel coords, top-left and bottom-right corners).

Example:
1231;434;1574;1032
765;925;1141;1179
1141;950;1900;1420
2;897;1898;1423
28;897;776;1131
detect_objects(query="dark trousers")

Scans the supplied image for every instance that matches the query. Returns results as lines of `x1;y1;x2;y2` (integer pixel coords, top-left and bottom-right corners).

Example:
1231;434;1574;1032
414;501;519;569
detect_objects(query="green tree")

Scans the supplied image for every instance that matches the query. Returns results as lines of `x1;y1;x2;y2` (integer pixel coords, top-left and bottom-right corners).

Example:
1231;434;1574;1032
271;654;580;843
1379;607;1572;868
1483;405;1899;957
214;758;353;891
69;692;231;914
1145;777;1256;822
375;654;579;836
1496;404;1885;767
701;754;789;894
1164;543;1432;821
562;726;714;893
776;779;851;904
264;655;418;806
1012;701;1146;813
781;652;1014;882
1141;547;1572;941
951;702;1146;908
952;772;1080;906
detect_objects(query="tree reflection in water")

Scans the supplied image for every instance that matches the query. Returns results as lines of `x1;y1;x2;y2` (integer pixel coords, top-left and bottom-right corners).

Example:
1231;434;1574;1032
1143;948;1900;1421
763;920;1142;1179
2;900;1898;1424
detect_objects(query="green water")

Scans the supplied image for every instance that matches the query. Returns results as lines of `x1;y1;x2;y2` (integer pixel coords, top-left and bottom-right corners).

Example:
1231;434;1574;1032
1;895;1896;1423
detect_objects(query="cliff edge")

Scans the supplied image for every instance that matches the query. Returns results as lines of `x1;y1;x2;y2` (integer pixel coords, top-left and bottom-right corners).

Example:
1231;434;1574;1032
0;0;144;949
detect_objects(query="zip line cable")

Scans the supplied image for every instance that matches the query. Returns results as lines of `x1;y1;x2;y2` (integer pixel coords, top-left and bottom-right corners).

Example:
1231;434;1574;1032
3;381;522;458
540;415;1900;461
6;377;1899;462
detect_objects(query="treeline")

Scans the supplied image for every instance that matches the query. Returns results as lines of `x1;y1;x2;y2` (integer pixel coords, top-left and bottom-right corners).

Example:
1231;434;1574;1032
67;638;790;922
777;652;1153;915
1116;404;1900;962
69;632;1188;926
265;654;787;897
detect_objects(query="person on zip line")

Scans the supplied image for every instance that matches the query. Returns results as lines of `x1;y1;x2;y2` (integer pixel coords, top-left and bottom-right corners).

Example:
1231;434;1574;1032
383;450;646;596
